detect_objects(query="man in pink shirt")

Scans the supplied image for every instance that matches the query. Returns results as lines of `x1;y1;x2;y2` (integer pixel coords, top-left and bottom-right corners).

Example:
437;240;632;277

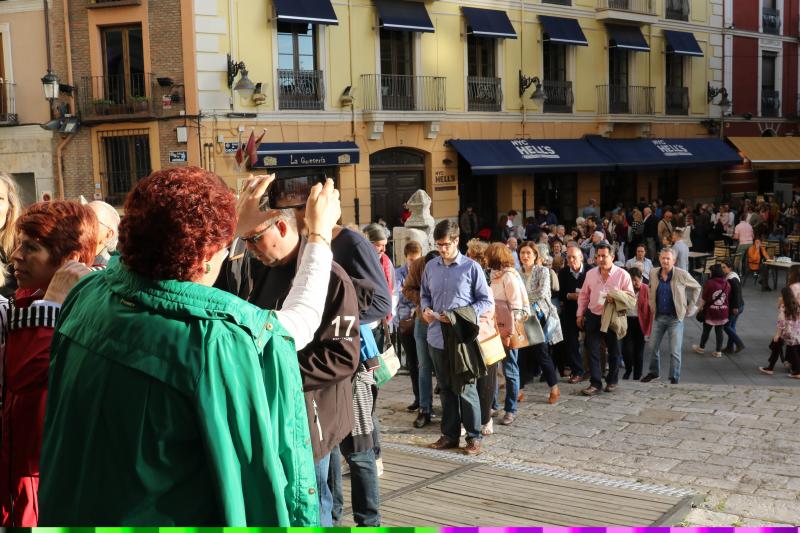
733;218;754;273
577;241;634;396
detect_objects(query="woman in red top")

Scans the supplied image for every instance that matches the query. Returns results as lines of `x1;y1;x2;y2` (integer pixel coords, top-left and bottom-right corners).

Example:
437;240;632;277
1;201;97;526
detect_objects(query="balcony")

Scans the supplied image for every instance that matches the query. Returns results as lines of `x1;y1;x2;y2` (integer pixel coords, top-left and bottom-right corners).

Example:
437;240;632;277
361;74;446;112
87;0;142;8
277;69;325;110
467;76;502;112
665;0;689;21
543;80;574;113
763;7;781;35
596;0;657;23
0;81;17;125
665;86;689;115
762;89;781;117
78;73;184;121
597;84;654;115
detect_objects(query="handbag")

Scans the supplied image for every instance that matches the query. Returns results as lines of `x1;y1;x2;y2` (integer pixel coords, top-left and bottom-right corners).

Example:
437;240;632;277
495;300;529;349
523;310;546;345
373;322;401;387
479;326;507;366
695;309;705;323
399;311;415;336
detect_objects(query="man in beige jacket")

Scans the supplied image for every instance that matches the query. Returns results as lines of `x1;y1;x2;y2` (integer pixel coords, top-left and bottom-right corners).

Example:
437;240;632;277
641;247;701;384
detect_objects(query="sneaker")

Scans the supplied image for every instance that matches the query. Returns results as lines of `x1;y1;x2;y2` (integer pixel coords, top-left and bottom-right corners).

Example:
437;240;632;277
463;439;482;456
481;418;494;435
712;351;723;358
500;412;516;425
758;367;774;375
692;345;705;354
641;373;659;383
376;458;384;477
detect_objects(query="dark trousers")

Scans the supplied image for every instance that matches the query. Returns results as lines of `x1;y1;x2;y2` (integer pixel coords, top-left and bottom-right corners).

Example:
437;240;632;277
477;362;498;425
700;323;724;352
551;341;568;375
398;330;419;404
530;342;559;388
561;314;584;377
585;311;621;389
767;340;800;373
622;316;645;380
724;304;745;350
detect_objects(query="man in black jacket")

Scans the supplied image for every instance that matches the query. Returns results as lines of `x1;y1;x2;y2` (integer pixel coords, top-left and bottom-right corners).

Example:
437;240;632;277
558;243;587;383
219;208;361;527
643;206;659;260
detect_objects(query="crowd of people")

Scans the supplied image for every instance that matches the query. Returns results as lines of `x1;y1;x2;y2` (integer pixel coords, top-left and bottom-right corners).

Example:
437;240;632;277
0;169;800;528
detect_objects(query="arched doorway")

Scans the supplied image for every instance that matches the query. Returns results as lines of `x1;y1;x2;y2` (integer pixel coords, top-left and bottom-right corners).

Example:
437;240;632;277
369;148;426;227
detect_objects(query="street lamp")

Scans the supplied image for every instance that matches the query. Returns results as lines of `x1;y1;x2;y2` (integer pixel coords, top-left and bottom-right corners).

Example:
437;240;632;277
227;54;255;99
519;71;547;105
41;71;59;101
708;83;730;139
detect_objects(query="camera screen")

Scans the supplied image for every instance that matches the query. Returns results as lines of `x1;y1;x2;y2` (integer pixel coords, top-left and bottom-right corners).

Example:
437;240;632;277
265;171;328;209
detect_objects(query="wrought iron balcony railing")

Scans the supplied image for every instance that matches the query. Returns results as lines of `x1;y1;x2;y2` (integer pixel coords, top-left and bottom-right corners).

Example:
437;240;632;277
665;85;689;115
597;0;656;16
0;81;17;125
278;69;325;110
543;80;574;113
361;74;446;112
763;7;781;35
665;0;689;20
762;89;780;117
79;73;153;117
467;76;502;112
597;84;655;115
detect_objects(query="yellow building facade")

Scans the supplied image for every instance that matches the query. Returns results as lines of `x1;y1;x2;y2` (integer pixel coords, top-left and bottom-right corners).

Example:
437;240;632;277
193;0;728;227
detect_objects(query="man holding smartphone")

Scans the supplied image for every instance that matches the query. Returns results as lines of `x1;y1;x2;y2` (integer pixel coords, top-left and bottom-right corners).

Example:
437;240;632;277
421;220;493;456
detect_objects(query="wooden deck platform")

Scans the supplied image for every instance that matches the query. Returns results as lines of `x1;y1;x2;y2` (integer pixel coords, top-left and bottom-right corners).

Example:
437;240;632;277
342;443;697;526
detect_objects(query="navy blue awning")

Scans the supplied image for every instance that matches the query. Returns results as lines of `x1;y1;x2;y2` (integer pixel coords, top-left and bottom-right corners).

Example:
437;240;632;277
253;142;360;168
540;15;588;46
274;0;338;25
607;24;650;52
376;0;434;32
663;30;703;57
449;139;614;175
587;137;741;169
462;7;516;39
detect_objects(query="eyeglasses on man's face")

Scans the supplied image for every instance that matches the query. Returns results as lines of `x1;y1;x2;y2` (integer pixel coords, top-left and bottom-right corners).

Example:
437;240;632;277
241;219;279;245
435;240;456;249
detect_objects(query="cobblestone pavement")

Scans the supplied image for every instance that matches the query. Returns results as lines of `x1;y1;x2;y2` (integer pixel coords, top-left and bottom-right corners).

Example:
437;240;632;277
377;284;800;525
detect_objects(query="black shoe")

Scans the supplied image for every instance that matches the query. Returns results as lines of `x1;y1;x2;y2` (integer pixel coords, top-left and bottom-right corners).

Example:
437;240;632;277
641;373;659;383
669;377;678;384
735;344;746;353
622;370;632;380
406;401;419;412
722;347;734;355
413;410;431;428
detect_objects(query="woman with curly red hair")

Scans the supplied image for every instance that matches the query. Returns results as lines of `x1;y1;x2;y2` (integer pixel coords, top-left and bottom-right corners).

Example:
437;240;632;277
1;200;98;526
39;167;340;526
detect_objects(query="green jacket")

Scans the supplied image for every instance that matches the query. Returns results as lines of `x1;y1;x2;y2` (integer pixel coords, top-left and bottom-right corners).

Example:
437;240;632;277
39;258;319;526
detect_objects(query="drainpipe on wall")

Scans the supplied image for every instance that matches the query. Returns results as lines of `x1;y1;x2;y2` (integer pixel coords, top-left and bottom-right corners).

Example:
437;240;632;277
62;0;74;114
55;134;73;200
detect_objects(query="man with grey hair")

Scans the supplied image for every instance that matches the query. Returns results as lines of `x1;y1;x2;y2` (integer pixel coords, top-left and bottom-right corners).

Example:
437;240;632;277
586;231;604;265
641;247;701;385
87;201;120;266
558;242;587;383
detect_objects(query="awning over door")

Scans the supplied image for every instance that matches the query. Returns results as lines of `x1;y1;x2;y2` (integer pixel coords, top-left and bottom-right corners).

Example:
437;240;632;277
539;15;588;46
274;0;338;25
663;30;703;57
462;7;516;39
728;137;800;170
252;141;360;168
376;0;435;32
607;24;650;52
587;137;741;169
449;139;614;175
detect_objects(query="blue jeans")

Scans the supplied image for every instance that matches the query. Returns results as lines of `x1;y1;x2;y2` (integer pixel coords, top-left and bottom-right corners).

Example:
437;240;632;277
315;453;333;526
724;303;744;350
646;314;684;382
502;348;520;414
585;312;621;389
328;444;381;526
414;319;434;413
429;346;482;441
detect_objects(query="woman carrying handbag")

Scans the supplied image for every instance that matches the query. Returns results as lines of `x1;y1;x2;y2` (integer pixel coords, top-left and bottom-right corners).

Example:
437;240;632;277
486;243;532;426
518;241;562;408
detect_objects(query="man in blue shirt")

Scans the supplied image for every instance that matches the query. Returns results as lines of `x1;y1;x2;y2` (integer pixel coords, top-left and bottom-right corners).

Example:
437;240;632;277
421;220;493;456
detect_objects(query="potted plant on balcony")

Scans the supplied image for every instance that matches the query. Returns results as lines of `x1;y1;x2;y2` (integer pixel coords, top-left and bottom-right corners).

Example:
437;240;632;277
92;99;113;115
130;95;150;113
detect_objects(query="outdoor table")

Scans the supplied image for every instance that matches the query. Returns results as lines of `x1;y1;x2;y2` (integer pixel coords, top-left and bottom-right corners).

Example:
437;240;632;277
764;259;800;289
687;252;710;277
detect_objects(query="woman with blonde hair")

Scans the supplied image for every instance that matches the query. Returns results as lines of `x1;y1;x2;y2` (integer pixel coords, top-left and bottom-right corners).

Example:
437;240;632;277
0;172;22;296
